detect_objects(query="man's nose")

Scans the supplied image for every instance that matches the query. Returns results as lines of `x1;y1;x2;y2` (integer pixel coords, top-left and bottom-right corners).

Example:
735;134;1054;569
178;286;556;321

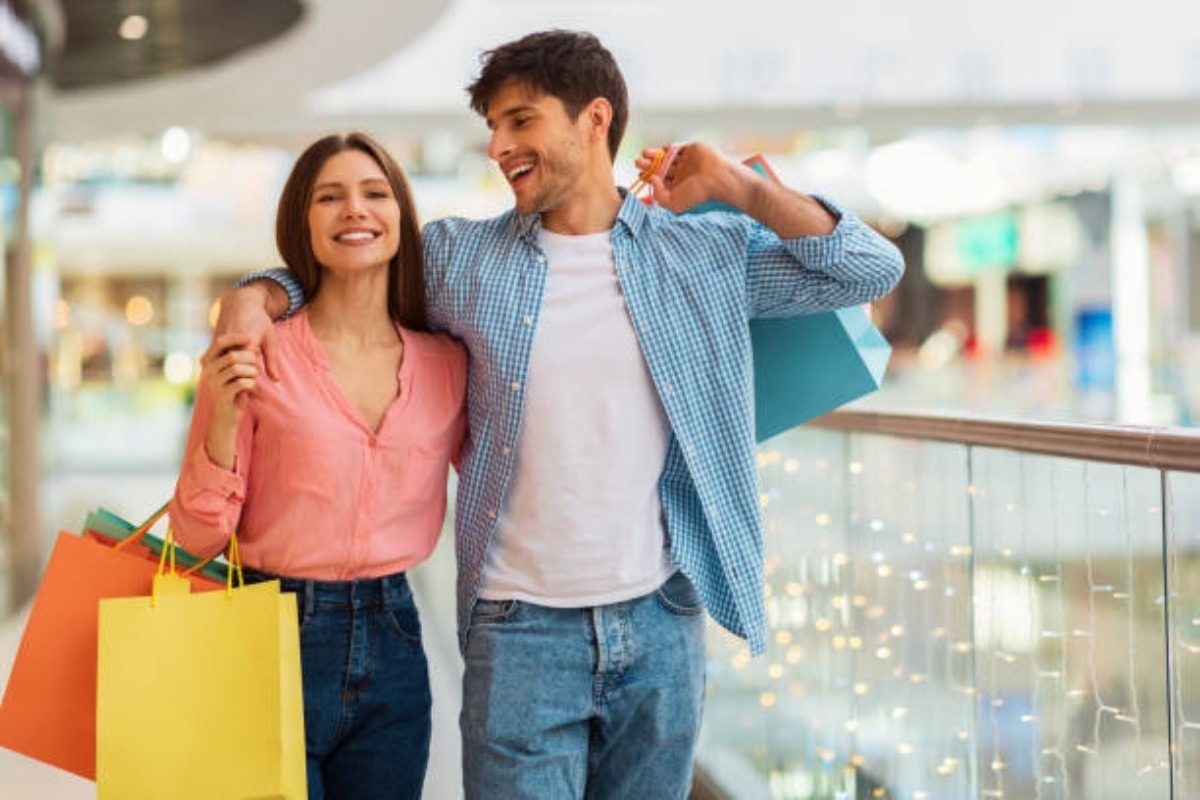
488;130;513;162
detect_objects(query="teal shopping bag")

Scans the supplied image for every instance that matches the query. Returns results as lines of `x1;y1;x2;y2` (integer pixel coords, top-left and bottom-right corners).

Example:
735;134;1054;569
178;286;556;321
84;505;230;583
750;306;891;442
635;149;893;440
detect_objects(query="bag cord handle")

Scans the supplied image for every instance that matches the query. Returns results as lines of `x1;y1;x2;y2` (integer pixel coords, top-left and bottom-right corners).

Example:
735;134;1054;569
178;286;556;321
110;500;170;553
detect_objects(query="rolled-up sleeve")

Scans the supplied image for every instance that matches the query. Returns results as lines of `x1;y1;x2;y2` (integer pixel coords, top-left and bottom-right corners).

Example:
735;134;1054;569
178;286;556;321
748;196;905;317
169;383;250;559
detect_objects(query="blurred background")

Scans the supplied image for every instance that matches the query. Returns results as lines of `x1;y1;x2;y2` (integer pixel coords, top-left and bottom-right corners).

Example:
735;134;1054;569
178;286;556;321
3;1;1200;797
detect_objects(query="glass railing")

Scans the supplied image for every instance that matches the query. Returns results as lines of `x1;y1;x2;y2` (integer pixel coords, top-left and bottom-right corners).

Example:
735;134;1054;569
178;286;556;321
696;410;1200;800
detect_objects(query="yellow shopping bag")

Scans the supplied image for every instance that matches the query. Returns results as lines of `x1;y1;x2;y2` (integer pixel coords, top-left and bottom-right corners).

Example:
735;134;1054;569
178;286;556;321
96;534;307;799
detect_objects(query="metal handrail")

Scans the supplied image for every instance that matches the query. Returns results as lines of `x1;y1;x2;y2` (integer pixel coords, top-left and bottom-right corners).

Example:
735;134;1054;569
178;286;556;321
810;409;1200;473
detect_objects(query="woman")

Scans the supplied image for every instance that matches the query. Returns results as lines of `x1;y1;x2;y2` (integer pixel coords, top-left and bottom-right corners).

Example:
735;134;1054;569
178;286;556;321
170;131;466;800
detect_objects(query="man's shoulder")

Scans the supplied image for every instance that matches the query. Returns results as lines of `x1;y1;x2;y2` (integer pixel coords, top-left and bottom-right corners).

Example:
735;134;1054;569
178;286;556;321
636;200;748;236
423;209;519;243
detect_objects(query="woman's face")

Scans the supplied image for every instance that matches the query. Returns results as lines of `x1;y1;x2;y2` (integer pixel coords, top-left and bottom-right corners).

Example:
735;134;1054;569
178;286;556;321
307;149;401;275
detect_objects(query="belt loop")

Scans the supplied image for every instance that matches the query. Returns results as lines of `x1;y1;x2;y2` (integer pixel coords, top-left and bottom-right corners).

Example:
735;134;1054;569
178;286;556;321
304;580;315;619
383;571;404;611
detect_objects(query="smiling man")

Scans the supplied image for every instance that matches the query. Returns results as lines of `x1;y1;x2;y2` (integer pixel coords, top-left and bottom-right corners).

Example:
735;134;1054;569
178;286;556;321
217;29;904;799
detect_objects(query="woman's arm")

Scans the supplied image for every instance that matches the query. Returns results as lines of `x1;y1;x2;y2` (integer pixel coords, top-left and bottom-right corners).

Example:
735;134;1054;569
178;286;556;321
169;335;258;559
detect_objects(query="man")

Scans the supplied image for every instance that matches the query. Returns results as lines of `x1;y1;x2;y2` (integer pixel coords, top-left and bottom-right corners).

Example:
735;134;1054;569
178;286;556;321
219;29;903;799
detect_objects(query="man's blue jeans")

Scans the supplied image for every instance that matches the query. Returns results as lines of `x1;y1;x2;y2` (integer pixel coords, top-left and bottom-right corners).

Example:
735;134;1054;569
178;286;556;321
461;570;707;799
243;568;431;800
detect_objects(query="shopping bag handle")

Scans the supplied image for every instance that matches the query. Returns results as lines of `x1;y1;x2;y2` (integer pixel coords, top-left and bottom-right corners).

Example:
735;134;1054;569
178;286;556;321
222;533;245;595
109;500;171;554
154;526;245;602
628;144;680;198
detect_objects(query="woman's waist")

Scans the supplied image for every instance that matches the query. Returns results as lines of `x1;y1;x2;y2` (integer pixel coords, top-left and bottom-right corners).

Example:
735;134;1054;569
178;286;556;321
239;564;413;606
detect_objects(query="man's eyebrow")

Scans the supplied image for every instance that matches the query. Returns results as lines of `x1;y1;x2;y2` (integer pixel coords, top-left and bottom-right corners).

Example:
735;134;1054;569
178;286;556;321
487;104;537;128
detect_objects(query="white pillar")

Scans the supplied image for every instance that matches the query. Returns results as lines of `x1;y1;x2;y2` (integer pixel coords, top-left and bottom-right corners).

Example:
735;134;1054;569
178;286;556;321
974;267;1008;357
1110;172;1152;424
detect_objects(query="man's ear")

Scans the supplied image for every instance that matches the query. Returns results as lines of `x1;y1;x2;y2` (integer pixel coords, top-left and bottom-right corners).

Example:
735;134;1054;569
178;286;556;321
584;97;612;143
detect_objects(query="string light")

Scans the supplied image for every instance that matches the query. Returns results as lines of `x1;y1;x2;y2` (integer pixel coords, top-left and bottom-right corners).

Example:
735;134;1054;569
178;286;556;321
701;428;1189;799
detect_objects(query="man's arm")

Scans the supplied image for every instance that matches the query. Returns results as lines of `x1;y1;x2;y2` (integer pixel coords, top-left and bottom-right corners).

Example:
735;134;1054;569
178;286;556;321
209;271;298;380
637;142;904;315
637;142;836;238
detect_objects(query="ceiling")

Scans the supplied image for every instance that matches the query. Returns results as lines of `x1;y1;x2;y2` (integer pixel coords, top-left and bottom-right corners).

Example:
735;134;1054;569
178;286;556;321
41;0;452;144
36;0;1200;150
51;0;303;91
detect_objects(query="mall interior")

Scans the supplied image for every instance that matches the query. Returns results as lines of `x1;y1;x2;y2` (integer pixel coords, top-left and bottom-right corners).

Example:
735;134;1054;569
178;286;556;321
2;1;1200;798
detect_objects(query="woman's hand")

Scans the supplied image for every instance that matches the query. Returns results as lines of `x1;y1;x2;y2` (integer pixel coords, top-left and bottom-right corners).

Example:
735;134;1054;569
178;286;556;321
208;282;284;380
199;333;259;469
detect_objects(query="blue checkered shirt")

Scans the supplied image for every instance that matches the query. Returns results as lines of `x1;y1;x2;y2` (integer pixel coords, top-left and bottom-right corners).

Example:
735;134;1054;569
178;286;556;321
256;190;902;656
424;191;902;656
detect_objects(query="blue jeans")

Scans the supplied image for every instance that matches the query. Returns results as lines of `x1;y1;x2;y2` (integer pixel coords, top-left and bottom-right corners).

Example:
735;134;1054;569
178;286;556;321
461;570;707;799
243;568;431;800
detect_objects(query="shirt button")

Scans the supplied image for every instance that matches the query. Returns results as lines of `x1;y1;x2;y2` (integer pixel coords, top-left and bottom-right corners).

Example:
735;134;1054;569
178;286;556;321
523;315;533;326
510;381;520;392
487;509;497;519
501;446;512;456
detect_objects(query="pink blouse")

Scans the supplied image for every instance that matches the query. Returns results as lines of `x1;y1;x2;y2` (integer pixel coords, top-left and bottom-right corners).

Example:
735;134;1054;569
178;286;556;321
170;311;467;580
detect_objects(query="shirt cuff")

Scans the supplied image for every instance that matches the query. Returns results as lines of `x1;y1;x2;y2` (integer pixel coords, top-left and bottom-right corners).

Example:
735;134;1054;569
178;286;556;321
187;442;246;501
783;194;850;265
237;268;305;319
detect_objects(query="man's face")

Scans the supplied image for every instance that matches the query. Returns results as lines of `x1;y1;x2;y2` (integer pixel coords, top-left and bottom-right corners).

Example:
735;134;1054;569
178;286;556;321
485;82;592;216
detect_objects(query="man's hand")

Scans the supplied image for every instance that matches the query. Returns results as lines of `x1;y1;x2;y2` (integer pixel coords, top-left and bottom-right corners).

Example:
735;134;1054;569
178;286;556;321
208;281;286;380
635;142;837;238
636;142;744;214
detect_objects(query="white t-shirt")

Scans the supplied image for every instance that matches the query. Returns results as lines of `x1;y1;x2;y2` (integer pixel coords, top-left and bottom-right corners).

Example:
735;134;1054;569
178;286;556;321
477;228;675;606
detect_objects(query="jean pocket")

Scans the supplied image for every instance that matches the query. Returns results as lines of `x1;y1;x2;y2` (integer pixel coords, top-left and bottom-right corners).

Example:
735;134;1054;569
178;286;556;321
470;598;518;625
384;602;423;645
656;571;704;616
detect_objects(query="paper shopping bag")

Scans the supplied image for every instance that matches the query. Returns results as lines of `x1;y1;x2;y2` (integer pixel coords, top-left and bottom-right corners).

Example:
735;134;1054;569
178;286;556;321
632;148;892;440
96;579;306;799
750;306;891;441
84;505;231;583
0;529;222;778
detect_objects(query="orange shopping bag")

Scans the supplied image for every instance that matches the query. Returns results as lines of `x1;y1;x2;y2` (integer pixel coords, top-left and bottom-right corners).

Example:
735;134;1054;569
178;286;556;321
0;504;222;779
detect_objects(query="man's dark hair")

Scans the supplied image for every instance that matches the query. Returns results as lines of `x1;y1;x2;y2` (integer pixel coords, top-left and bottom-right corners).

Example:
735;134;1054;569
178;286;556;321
467;30;629;161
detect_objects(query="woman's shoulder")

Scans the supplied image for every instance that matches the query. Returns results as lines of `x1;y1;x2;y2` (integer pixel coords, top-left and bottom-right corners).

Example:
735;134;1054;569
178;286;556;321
403;328;467;402
404;328;465;359
404;329;466;374
268;311;306;346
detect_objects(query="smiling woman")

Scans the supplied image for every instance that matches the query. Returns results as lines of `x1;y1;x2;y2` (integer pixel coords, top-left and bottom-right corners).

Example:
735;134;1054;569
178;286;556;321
168;131;466;799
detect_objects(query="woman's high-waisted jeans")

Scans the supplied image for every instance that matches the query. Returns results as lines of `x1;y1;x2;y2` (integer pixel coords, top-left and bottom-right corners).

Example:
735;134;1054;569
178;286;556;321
243;567;431;800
